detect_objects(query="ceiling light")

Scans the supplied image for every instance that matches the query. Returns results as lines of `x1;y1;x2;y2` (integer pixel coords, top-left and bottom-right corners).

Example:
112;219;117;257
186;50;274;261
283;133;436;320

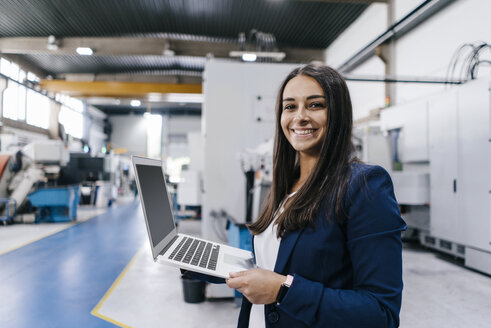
130;100;141;107
47;35;59;51
241;53;257;62
163;49;175;56
76;47;93;56
229;51;286;62
147;93;203;104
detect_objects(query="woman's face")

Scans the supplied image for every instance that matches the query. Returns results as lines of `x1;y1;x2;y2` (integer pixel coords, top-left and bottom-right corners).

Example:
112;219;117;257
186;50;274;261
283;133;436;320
280;75;328;157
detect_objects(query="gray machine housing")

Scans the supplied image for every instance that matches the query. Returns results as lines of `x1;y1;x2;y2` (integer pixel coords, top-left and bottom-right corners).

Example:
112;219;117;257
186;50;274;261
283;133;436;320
359;78;491;275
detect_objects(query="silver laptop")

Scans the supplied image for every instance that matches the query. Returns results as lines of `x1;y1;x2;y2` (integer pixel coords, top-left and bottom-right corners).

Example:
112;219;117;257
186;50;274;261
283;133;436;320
132;156;255;279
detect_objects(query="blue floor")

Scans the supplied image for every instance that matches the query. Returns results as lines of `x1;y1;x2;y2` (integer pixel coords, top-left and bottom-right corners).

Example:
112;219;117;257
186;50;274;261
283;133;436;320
0;200;146;328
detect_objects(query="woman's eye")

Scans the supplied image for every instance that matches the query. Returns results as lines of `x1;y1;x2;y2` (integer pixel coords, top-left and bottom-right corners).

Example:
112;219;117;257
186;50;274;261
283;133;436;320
284;104;295;110
310;102;325;108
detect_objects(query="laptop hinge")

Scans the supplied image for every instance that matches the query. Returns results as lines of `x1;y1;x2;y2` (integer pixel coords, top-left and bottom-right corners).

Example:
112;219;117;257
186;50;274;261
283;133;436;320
160;235;179;256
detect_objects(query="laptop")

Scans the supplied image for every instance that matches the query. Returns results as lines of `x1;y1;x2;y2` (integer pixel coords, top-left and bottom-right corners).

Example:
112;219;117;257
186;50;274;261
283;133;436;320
132;156;255;279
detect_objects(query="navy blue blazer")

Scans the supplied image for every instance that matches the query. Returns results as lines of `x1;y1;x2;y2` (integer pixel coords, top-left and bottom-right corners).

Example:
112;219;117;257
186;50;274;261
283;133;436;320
239;163;406;328
186;163;406;328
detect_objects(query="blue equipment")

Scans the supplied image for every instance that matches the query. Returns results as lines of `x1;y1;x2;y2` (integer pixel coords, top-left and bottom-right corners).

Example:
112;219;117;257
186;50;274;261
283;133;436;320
27;186;80;223
228;221;253;305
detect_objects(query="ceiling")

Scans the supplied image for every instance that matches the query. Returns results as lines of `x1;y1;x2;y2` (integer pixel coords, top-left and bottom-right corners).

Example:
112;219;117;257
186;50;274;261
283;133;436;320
0;0;380;115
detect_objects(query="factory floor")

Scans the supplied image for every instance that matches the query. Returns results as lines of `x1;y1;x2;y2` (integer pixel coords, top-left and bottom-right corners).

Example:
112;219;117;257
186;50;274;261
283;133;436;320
0;199;490;328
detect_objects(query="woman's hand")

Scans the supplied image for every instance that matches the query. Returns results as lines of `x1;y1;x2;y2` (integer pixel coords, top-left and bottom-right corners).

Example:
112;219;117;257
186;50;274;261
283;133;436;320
226;268;286;304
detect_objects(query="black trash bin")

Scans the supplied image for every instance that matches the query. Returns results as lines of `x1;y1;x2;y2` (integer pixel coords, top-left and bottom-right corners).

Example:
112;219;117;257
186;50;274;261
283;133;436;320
181;275;206;303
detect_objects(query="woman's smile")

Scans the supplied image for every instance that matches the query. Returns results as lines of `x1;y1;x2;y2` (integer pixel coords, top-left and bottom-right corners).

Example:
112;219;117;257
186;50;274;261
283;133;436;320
291;128;318;137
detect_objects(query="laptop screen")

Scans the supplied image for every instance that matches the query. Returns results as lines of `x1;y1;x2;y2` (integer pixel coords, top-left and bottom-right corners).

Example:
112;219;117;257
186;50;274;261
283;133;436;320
135;164;175;247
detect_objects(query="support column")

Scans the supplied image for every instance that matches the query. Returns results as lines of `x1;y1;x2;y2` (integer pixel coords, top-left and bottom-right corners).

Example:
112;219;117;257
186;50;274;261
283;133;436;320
376;0;396;107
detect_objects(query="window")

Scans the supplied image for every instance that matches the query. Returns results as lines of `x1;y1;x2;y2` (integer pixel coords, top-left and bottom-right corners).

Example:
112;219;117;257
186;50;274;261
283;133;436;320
27;72;39;83
59;106;83;139
18;70;26;84
1;57;54;130
9;62;19;81
0;58;10;75
2;81;27;120
26;89;50;129
2;82;19;119
145;113;162;159
58;96;84;139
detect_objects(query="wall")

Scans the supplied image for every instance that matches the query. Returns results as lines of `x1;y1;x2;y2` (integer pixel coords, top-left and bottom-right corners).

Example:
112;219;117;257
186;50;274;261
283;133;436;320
394;0;491;103
202;59;299;242
325;0;491;119
325;3;388;120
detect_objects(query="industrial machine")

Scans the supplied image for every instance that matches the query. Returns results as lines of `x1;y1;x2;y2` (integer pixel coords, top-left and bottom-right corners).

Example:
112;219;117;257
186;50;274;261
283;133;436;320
359;77;491;275
27;185;79;222
0;140;88;223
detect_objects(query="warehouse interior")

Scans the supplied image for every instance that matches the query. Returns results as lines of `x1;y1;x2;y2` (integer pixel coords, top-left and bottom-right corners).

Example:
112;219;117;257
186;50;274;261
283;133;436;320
0;0;490;327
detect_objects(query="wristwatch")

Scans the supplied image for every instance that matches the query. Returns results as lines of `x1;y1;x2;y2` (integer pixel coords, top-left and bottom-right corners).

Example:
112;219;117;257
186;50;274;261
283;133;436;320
276;275;294;304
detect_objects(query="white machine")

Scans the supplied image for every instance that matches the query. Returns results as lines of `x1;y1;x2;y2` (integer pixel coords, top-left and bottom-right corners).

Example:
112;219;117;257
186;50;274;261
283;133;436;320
361;78;491;275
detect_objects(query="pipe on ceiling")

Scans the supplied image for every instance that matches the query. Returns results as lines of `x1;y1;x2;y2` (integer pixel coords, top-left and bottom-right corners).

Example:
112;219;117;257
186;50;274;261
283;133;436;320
337;0;458;73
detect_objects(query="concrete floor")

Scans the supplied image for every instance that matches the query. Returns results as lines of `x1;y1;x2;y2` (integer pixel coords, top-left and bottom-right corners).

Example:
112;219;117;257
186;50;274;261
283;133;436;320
1;200;490;327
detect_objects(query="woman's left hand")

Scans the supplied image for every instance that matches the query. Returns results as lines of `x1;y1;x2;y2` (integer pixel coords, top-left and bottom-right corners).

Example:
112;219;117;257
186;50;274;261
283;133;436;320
226;268;286;304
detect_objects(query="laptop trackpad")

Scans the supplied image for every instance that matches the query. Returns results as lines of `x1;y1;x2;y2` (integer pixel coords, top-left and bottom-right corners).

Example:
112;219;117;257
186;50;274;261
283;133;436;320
223;254;254;269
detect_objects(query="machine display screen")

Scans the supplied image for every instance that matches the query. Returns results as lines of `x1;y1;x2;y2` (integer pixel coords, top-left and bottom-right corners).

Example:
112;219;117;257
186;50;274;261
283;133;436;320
135;164;175;247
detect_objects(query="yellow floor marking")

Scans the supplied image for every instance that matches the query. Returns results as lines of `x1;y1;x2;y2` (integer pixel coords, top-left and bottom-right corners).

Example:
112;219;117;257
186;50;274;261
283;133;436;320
91;248;142;328
0;214;100;256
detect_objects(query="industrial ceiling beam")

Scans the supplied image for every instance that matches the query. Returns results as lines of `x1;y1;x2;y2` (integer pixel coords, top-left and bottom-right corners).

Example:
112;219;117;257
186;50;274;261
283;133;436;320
39;80;202;98
0;37;325;62
58;73;202;85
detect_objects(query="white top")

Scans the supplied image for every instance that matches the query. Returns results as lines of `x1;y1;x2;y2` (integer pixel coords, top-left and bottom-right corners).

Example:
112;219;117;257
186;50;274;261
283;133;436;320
249;192;296;328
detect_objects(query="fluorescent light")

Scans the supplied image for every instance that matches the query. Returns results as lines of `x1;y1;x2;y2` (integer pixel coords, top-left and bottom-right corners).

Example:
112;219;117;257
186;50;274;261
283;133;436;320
229;51;286;61
242;53;257;62
147;93;203;104
76;47;93;56
130;100;141;107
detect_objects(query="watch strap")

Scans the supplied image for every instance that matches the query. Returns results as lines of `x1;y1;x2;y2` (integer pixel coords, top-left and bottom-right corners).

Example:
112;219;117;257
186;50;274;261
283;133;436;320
276;275;294;304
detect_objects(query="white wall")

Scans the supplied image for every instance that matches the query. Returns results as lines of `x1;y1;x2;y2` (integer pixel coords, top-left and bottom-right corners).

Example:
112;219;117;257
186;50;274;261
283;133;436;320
325;3;388;120
326;3;388;68
202;59;299;241
326;0;491;118
394;0;491;104
109;115;147;155
348;57;387;120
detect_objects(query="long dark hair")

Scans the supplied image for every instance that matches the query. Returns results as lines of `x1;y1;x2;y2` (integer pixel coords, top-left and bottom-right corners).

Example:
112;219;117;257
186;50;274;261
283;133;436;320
248;65;358;237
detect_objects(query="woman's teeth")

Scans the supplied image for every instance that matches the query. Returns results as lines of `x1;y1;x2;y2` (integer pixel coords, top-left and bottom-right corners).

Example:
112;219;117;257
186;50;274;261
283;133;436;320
294;129;315;135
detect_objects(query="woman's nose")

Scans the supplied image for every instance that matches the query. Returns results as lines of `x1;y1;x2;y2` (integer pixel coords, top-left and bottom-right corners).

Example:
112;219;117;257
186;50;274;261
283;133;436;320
294;105;309;121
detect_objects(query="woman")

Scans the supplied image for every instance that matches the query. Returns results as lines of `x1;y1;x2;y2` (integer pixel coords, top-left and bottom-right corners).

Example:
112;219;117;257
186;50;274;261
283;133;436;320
188;64;406;327
226;64;406;328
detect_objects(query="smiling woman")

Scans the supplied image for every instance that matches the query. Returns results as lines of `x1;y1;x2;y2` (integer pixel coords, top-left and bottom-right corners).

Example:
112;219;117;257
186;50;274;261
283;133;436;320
237;65;406;328
186;65;406;328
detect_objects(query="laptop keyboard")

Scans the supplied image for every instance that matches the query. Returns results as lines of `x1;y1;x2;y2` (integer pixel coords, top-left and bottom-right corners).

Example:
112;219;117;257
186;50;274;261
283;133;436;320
168;236;220;271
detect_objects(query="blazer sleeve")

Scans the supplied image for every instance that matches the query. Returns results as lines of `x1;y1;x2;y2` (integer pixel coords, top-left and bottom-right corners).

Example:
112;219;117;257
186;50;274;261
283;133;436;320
276;165;407;327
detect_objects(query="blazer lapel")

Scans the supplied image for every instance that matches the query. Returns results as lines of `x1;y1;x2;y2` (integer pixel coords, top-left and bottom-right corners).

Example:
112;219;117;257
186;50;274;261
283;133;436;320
273;229;303;274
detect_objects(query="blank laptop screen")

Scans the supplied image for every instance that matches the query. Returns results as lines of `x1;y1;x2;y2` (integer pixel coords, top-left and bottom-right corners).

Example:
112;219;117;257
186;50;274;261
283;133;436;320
135;164;175;247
